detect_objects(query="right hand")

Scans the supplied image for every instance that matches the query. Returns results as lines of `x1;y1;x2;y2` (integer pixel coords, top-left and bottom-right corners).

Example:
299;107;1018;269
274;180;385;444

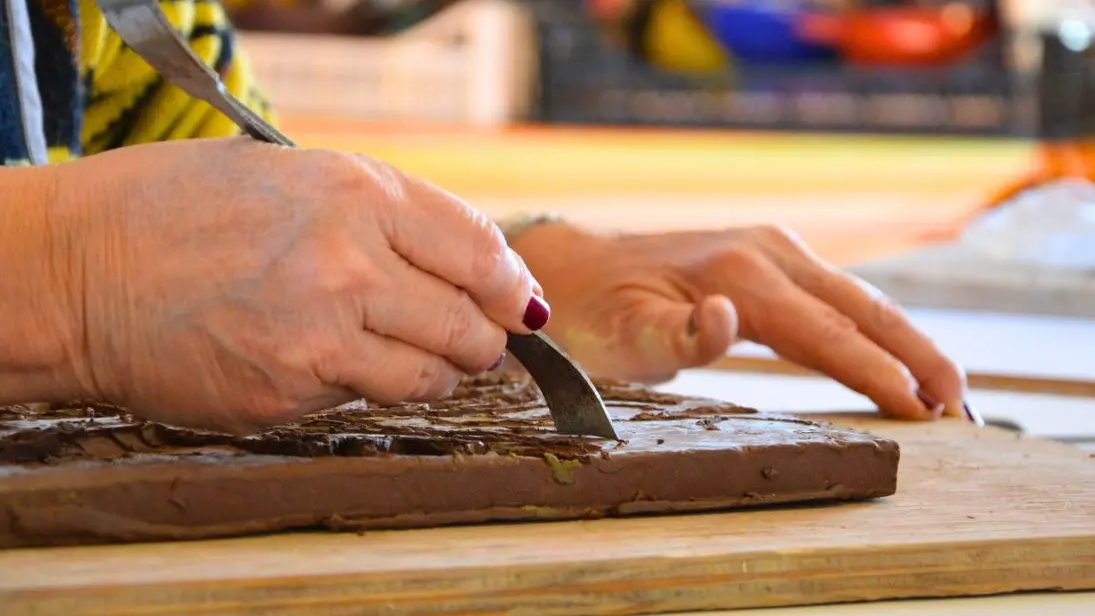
44;137;547;433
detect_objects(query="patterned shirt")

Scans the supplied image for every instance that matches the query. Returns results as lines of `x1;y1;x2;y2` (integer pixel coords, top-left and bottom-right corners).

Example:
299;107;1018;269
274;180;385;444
0;0;272;167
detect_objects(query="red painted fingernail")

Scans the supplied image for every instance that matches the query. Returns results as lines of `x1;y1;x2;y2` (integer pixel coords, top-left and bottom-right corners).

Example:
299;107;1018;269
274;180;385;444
963;401;985;427
489;353;507;371
522;295;550;331
916;389;945;418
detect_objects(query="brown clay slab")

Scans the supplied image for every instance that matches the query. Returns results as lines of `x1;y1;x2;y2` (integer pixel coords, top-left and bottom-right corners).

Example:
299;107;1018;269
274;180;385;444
0;375;898;548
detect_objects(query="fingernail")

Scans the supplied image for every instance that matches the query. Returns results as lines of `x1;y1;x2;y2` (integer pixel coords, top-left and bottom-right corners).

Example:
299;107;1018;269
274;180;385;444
916;389;945;419
523;295;551;331
489;353;507;371
963;400;985;427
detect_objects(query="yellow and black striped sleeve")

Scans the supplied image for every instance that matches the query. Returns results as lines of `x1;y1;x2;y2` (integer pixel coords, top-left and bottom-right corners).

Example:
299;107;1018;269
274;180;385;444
79;0;276;157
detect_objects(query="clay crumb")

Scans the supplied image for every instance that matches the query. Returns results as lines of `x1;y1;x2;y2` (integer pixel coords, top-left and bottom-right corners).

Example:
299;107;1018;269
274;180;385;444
761;466;778;480
542;452;583;485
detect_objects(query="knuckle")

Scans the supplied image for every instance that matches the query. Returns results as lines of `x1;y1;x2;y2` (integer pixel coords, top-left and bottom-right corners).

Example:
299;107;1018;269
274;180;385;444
306;148;358;183
310;150;407;207
469;224;511;286
388;371;430;402
402;357;450;401
313;341;360;390
357;156;409;203
712;245;769;279
344;252;391;297
245;392;302;430
749;224;803;250
867;292;910;331
439;293;479;350
815;308;860;346
313;240;390;298
923;354;967;388
792;263;828;291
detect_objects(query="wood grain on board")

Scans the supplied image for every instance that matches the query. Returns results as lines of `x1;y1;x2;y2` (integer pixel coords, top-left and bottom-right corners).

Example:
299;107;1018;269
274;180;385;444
3;416;1093;615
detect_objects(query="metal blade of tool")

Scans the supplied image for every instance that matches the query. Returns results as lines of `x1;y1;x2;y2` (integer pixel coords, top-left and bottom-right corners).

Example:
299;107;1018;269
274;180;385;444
95;0;618;440
504;332;617;439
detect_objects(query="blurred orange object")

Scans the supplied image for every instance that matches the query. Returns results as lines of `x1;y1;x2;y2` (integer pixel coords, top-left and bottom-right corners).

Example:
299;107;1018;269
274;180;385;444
975;142;1095;218
586;0;633;22
800;3;997;66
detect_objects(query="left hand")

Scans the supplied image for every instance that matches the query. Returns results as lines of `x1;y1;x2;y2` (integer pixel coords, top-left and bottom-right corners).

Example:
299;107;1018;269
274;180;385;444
511;221;967;421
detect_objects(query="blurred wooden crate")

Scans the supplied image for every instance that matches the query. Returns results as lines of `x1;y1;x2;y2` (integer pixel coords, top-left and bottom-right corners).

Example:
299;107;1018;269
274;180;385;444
237;0;538;126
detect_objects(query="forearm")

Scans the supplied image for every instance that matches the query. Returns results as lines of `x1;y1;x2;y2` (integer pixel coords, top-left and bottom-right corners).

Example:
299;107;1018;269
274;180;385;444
0;166;86;404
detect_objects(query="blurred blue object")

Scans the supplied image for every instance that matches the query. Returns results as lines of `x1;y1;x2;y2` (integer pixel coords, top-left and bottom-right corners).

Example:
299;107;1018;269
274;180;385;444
695;0;837;64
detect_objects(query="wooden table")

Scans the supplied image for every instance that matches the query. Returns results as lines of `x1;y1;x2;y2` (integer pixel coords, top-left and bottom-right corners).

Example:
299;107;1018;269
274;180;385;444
3;414;1093;615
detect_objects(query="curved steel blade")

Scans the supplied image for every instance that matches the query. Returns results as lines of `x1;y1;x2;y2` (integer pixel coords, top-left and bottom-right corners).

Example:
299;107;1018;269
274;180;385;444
506;332;617;440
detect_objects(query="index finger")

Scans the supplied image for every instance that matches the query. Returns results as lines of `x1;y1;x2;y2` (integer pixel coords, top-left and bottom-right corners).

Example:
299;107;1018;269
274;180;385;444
693;248;938;420
742;271;940;421
762;245;967;418
361;158;545;334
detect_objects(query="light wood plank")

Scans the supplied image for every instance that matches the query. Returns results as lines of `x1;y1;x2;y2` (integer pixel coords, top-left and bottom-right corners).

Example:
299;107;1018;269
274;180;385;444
684;592;1095;615
710;355;1095;399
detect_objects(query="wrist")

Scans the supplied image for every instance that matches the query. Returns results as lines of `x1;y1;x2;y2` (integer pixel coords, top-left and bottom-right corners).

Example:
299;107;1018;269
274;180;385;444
507;218;608;344
509;218;570;268
0;165;90;403
506;213;590;249
508;217;607;263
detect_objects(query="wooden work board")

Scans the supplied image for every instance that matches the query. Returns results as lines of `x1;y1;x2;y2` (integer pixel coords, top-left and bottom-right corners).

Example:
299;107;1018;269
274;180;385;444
2;415;1094;615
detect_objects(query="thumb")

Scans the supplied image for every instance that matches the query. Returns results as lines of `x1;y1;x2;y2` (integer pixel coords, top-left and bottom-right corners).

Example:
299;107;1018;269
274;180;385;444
681;295;739;368
621;294;738;380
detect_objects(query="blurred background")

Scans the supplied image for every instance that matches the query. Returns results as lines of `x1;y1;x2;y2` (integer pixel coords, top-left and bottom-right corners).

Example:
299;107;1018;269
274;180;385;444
224;0;1095;445
222;0;1088;265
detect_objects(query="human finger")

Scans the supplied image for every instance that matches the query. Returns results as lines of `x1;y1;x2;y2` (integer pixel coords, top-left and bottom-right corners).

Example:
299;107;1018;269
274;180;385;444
514;250;544;298
356;156;546;333
744;225;967;418
694;247;938;420
753;282;940;420
331;329;465;404
609;292;737;383
800;271;965;418
362;254;508;374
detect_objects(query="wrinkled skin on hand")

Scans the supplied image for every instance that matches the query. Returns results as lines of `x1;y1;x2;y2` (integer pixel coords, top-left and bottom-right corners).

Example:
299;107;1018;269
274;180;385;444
44;137;544;434
512;221;967;421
